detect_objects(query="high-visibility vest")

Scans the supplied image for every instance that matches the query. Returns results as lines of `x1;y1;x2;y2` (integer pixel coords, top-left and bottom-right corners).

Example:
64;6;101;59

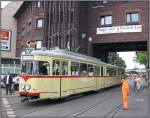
122;80;129;94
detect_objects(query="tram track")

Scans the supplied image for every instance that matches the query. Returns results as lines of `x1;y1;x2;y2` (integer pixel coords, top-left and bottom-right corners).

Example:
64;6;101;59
104;103;122;118
67;96;111;117
64;89;121;118
2;86;123;117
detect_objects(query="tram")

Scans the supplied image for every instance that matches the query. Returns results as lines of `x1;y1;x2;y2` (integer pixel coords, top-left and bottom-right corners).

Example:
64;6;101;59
19;47;124;102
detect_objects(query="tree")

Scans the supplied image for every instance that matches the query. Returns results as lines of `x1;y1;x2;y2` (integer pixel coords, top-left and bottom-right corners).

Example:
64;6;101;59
134;51;148;67
108;52;126;68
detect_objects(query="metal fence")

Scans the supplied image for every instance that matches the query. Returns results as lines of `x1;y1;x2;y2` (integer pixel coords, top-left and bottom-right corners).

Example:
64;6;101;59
1;64;21;74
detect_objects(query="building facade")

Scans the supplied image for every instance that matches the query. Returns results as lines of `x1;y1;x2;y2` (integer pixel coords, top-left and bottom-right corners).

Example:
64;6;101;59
1;1;23;74
14;1;149;62
14;1;45;57
87;1;149;61
14;1;90;57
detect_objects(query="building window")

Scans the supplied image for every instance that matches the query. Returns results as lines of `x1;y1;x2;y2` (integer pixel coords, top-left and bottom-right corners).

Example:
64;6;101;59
27;22;31;33
100;15;112;26
22;27;25;36
37;1;40;8
126;12;139;24
36;40;42;49
36;19;43;29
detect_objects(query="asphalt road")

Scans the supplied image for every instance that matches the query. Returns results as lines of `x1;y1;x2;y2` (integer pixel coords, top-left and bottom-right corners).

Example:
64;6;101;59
1;83;148;118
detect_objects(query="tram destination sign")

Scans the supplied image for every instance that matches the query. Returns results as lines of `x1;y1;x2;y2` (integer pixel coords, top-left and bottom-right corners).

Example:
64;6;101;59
22;55;33;60
97;25;142;34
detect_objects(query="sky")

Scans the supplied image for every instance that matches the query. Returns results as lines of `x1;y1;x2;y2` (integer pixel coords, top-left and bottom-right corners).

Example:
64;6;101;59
117;52;145;69
1;1;10;8
1;1;145;70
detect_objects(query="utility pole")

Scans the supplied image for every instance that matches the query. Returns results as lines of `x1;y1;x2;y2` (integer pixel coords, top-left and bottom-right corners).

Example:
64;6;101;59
0;2;2;117
0;3;1;76
148;1;150;87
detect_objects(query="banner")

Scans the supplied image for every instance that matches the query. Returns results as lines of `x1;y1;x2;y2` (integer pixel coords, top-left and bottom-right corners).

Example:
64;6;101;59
97;25;142;34
0;30;11;51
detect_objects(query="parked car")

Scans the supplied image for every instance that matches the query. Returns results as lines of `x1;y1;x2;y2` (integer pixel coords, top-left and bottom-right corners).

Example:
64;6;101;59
1;74;6;88
12;75;20;91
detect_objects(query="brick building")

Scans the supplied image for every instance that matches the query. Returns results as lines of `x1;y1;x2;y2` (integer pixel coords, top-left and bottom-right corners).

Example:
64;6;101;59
87;1;149;61
14;1;149;62
14;1;45;57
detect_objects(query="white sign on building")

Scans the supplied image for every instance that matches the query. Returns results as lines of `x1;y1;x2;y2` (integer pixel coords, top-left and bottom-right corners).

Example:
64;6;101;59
97;25;142;34
0;30;11;51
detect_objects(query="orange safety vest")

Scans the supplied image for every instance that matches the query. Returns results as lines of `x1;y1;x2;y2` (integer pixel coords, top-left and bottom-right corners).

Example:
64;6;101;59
122;80;129;95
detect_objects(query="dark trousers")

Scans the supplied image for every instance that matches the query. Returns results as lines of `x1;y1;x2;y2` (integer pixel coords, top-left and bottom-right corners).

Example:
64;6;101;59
5;84;12;95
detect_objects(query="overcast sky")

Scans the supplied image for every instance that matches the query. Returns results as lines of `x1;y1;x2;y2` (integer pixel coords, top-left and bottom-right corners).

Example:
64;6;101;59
1;1;10;8
117;52;145;69
1;1;145;70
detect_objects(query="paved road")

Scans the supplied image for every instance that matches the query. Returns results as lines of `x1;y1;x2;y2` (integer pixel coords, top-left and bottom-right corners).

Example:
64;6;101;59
1;84;148;118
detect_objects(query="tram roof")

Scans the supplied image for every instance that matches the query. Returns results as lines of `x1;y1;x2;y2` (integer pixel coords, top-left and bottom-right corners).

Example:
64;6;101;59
22;48;123;68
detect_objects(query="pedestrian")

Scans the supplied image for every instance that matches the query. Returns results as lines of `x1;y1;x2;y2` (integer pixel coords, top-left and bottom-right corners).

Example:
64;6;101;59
4;72;13;95
132;74;137;91
122;78;130;110
136;75;141;91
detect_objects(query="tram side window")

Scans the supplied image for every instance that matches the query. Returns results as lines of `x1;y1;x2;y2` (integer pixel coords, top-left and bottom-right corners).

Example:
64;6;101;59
106;67;116;77
39;61;49;75
101;66;104;76
88;64;94;76
52;60;61;75
95;66;100;76
62;61;68;75
71;62;79;75
80;63;88;76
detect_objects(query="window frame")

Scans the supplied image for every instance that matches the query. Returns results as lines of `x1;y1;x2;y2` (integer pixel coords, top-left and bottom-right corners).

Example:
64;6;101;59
37;1;41;8
87;64;94;76
52;59;61;76
100;15;112;27
62;60;69;76
36;19;44;29
126;12;139;25
36;40;42;49
71;61;79;76
94;66;100;76
79;63;88;76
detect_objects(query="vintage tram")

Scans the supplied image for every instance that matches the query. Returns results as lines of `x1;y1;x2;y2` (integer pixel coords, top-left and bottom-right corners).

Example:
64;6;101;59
19;48;124;102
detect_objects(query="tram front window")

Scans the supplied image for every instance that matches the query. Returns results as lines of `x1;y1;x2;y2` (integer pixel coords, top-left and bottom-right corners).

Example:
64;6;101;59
21;61;49;75
21;62;34;75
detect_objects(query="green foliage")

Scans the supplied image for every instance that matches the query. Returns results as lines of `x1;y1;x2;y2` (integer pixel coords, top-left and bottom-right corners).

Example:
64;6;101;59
127;70;139;74
107;52;126;68
134;51;148;67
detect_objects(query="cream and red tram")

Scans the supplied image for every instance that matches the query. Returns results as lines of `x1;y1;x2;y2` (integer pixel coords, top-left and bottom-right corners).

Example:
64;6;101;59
19;48;124;102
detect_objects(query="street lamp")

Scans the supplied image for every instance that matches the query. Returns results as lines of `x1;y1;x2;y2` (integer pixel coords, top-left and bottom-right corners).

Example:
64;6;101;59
88;37;93;56
88;37;93;42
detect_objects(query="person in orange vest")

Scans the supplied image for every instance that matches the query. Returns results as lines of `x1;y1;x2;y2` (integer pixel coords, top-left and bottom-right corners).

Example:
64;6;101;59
122;78;130;110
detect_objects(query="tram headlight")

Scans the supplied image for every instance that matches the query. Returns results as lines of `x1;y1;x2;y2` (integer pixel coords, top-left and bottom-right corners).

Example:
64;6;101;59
25;84;31;90
20;84;25;90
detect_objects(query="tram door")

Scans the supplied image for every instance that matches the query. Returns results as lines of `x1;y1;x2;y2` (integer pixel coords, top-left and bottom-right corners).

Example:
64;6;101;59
60;60;70;97
52;60;61;97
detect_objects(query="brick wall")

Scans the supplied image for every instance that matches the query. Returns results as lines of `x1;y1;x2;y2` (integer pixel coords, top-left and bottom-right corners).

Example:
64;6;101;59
87;1;149;44
15;1;44;57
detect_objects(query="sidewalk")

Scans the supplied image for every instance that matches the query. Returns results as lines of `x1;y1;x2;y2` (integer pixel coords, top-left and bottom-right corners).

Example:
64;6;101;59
114;88;149;117
1;88;19;98
69;87;149;118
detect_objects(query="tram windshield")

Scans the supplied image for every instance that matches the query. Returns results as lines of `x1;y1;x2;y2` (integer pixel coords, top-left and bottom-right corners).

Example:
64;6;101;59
21;61;49;75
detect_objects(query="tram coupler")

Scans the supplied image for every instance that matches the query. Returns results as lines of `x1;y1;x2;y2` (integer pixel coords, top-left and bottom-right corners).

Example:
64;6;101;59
21;97;29;102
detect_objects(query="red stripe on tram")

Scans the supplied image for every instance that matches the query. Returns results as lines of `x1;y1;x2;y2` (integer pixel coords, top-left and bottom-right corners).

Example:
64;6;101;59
19;91;40;97
20;75;97;82
28;92;40;97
